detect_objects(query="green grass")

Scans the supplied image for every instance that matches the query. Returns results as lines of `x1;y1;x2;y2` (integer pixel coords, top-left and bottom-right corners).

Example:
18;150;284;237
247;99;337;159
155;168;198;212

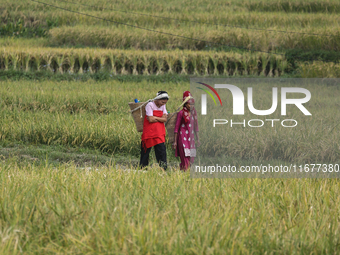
1;161;340;253
0;70;194;82
0;142;133;167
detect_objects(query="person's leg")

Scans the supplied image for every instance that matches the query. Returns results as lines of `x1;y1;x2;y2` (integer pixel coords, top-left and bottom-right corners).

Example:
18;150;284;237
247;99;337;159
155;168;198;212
178;145;190;171
154;143;167;170
180;157;190;171
140;142;151;169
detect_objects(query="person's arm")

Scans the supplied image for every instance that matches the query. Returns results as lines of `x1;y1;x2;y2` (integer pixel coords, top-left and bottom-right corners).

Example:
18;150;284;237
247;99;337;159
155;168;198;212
172;133;178;150
172;111;182;150
157;105;168;123
147;115;158;123
145;103;155;122
195;131;200;147
157;114;168;123
147;114;167;123
194;111;200;146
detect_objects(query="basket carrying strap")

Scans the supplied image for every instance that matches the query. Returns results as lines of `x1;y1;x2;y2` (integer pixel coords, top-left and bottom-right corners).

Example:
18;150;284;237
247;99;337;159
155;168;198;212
130;93;171;117
129;99;153;118
165;96;192;126
129;95;192;123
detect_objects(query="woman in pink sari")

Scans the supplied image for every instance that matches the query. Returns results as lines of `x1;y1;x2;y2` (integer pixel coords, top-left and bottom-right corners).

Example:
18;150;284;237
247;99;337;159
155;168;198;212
172;91;200;171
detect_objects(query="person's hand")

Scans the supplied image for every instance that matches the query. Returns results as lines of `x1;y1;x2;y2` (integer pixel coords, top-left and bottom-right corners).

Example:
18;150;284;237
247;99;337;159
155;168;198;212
196;140;201;147
172;142;177;150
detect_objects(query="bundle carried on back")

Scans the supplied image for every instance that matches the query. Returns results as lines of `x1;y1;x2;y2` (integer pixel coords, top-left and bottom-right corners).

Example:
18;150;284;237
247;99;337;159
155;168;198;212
128;101;151;132
164;96;192;143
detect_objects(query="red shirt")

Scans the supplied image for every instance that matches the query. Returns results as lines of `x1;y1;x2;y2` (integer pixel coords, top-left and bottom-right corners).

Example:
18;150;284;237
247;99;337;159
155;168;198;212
141;110;166;150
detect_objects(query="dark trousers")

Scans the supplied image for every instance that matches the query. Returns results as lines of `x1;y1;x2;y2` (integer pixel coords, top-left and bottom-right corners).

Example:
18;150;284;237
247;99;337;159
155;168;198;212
140;142;167;170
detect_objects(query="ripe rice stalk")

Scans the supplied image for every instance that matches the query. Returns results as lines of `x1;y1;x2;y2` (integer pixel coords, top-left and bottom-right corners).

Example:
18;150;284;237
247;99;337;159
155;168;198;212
233;62;240;76
0;46;288;76
268;55;277;77
77;53;86;74
142;55;151;75
2;51;10;71
119;53;128;75
67;51;76;74
261;55;270;76
249;54;260;75
45;53;55;73
97;54;108;72
180;53;189;75
33;53;42;71
90;55;100;73
107;53;117;75
230;54;240;76
298;61;340;78
153;53;164;75
10;52;20;70
218;55;229;76
210;53;219;76
278;58;289;76
241;56;250;76
55;54;66;74
22;53;31;72
129;54;139;75
86;53;95;73
165;53;177;74
201;55;210;75
189;54;199;75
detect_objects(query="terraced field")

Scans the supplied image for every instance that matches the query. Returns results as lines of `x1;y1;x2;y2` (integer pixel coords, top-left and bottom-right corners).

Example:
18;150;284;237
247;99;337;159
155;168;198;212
1;0;340;77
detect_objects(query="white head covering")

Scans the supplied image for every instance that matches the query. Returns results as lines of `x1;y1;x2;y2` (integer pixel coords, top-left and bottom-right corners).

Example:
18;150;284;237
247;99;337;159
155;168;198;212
155;91;169;100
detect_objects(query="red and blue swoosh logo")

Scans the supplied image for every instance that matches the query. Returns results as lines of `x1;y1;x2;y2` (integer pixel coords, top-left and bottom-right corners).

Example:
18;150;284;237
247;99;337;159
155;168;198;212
196;82;222;106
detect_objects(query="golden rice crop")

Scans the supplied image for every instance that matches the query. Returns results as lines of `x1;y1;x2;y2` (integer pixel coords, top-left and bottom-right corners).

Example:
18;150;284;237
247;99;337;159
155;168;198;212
1;163;340;253
47;26;340;52
298;61;340;78
0;47;288;76
246;0;340;13
4;0;340;14
3;7;340;29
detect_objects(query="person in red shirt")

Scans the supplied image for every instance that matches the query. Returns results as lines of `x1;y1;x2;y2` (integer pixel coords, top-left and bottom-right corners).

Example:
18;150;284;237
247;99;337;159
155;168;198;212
140;91;169;170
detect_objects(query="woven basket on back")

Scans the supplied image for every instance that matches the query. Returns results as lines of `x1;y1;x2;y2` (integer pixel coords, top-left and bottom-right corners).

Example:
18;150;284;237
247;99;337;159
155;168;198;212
165;112;178;144
129;102;147;132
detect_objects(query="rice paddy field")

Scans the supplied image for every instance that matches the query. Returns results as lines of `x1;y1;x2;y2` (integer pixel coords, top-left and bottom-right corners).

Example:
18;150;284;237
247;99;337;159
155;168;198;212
1;0;340;254
1;0;340;77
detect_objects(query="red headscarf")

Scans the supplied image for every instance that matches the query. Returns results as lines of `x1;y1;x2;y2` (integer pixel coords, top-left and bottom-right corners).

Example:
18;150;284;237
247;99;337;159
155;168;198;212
182;91;197;123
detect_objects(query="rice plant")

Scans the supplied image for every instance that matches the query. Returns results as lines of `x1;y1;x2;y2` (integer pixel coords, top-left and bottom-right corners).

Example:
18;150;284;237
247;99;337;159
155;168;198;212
47;25;340;51
0;46;289;76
